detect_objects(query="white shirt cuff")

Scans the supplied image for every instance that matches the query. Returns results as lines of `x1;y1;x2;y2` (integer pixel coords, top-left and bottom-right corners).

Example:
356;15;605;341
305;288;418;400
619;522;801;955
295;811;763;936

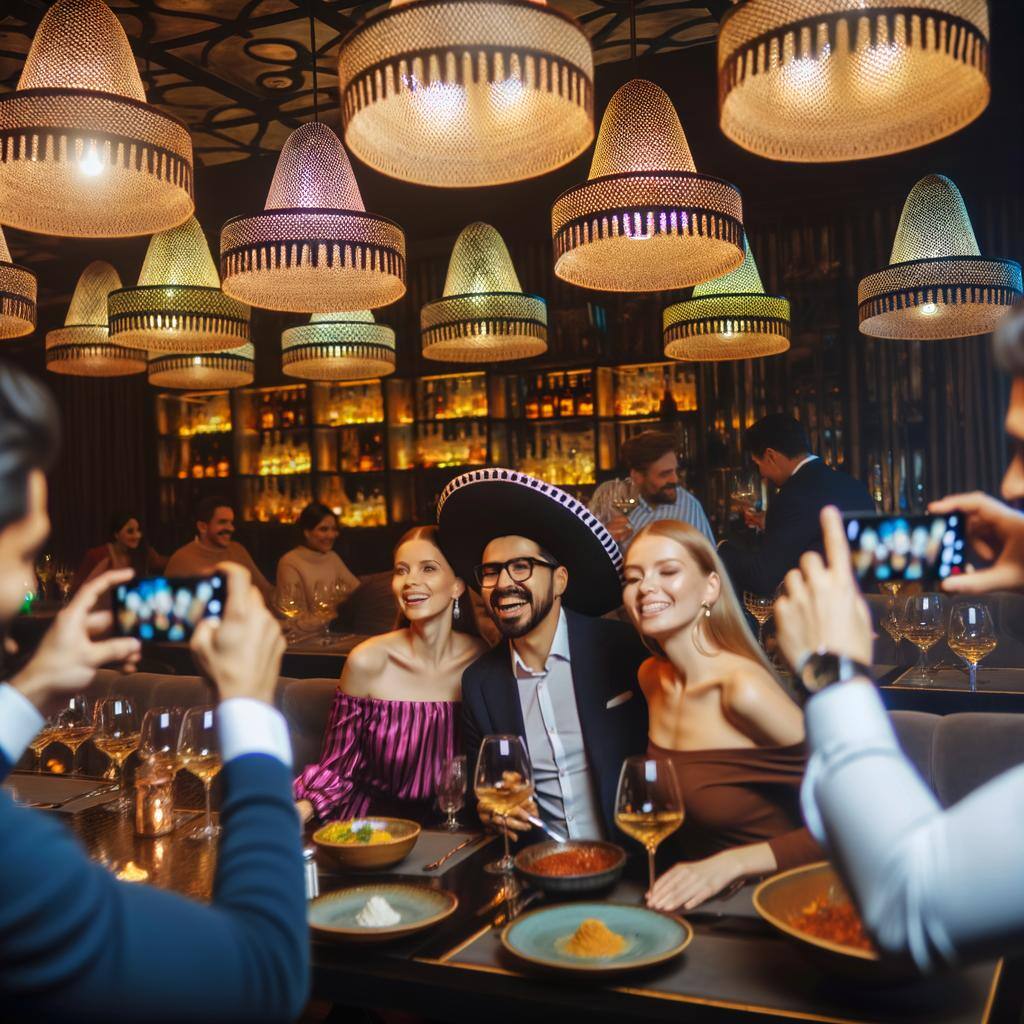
217;698;292;769
0;682;46;765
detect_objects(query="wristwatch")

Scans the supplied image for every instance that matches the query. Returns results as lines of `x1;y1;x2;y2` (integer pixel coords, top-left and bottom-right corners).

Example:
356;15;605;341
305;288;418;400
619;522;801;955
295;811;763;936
796;651;873;694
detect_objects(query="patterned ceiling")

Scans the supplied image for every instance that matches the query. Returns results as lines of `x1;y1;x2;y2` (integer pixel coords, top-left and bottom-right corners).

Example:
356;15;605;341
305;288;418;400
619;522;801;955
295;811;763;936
0;0;727;169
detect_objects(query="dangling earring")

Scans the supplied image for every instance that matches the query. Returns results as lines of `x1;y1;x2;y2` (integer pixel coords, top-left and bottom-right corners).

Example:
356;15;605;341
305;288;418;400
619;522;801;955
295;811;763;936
700;601;712;618
452;600;461;621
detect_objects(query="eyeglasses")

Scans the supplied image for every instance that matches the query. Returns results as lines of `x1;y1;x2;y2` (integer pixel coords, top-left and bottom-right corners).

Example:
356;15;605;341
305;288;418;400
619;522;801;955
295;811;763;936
475;557;558;588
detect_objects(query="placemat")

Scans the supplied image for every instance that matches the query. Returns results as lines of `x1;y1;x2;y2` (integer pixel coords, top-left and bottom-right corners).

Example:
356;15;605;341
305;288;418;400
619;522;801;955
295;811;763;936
889;667;1024;694
317;830;495;878
4;772;119;813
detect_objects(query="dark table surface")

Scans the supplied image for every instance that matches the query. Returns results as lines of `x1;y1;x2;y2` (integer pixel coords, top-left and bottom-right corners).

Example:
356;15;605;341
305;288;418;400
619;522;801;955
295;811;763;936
13;772;1020;1024
879;664;1024;715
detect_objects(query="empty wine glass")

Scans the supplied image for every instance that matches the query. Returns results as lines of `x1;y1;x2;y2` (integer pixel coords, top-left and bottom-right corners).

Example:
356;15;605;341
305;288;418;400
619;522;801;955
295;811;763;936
743;591;774;647
312;580;335;646
140;707;184;771
948;602;997;694
900;593;946;685
878;595;905;652
473;735;534;878
55;695;94;776
178;706;221;840
437;754;467;832
93;697;140;813
608;477;640;518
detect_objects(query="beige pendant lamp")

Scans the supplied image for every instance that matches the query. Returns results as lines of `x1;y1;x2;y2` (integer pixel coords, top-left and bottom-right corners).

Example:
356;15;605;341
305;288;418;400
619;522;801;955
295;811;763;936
282;310;396;381
0;227;36;339
717;1;991;163
109;216;250;353
220;122;406;313
337;0;594;187
859;175;1022;340
46;261;144;376
0;0;193;237
422;222;547;363
663;238;790;361
149;345;255;390
552;79;745;293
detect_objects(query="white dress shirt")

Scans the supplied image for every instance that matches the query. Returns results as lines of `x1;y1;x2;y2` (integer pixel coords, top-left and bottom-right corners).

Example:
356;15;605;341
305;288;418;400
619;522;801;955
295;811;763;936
0;683;292;769
510;610;605;840
791;453;820;476
802;681;1024;972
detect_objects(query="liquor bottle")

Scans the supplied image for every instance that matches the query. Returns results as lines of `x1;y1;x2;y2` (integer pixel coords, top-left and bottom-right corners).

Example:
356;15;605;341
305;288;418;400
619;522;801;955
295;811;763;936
540;375;555;419
191;451;204;479
577;373;595;418
260;392;275;430
203;454;216;478
435;379;448;419
559;374;576;418
216;447;230;478
659;369;678;421
524;376;540;420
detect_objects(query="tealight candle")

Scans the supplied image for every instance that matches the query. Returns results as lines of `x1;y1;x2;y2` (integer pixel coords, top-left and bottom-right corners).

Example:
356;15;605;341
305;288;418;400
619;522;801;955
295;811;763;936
134;762;175;837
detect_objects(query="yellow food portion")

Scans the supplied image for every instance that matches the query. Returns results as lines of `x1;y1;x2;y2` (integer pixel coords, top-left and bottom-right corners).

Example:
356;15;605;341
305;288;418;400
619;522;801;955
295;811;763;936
318;820;396;845
367;831;394;845
563;918;627;958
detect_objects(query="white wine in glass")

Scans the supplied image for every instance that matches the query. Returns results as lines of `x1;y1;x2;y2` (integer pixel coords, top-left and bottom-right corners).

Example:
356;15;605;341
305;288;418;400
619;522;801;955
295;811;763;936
27;722;59;772
93;697;140;813
743;591;774;647
54;696;94;776
140;707;184;772
474;735;534;878
178;706;222;840
948;602;997;694
900;593;945;685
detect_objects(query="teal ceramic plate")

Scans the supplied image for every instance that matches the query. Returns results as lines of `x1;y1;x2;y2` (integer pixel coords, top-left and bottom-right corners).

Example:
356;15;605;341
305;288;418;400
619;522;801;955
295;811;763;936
309;883;458;944
501;902;692;975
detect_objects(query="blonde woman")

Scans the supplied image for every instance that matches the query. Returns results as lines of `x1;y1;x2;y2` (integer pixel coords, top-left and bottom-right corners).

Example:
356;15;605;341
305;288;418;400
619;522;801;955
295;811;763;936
622;520;820;913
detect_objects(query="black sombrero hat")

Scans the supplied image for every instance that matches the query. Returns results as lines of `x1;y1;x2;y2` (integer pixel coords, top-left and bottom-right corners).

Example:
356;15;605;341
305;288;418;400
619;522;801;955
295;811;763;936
436;468;622;617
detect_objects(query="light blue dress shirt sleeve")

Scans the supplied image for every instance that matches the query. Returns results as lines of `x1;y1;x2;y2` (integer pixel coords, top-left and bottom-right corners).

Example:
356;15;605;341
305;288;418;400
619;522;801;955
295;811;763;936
0;683;45;765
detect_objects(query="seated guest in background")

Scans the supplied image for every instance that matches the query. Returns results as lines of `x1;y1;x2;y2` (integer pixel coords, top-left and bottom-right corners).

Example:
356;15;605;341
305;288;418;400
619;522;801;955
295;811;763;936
590;430;714;551
0;363;308;1021
438;469;649;844
623;520;820;913
295;525;484;825
71;509;167;594
718;413;873;596
165;495;274;606
275;501;359;619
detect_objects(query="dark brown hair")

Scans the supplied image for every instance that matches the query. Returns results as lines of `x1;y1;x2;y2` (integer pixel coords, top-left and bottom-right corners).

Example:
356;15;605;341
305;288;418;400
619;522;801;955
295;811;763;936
391;525;478;635
620;430;678;473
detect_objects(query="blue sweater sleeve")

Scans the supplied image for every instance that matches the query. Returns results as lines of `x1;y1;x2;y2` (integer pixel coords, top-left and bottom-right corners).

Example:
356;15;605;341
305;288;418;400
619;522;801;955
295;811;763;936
1;753;309;1022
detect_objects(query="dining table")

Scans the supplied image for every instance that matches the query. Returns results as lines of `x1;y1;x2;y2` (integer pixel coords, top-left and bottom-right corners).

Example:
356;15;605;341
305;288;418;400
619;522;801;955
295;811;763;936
10;770;1021;1024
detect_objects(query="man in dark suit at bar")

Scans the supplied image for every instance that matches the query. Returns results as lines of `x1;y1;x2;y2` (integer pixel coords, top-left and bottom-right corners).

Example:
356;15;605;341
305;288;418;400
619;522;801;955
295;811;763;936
719;413;874;597
0;364;308;1022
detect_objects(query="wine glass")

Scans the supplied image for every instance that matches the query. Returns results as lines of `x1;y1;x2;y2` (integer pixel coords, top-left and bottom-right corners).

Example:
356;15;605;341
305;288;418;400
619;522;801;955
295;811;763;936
93;697;140;813
35;553;54;600
55;566;74;604
608;477;639;518
878;580;904;598
140;707;183;771
900;593;946;685
743;591;774;647
948;602;997;694
615;756;684;905
878;595;905;652
178;706;221;840
473;735;534;878
437;754;467;832
312;580;335;646
55;695;94;776
27;718;59;773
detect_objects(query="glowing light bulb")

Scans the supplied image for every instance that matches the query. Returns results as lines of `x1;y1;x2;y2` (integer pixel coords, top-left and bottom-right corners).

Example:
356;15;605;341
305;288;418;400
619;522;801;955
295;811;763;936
78;143;104;177
921;302;938;315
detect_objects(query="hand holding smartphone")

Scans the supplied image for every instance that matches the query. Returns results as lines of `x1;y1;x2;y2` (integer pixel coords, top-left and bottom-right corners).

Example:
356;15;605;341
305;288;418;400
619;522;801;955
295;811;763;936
113;574;227;642
843;512;966;584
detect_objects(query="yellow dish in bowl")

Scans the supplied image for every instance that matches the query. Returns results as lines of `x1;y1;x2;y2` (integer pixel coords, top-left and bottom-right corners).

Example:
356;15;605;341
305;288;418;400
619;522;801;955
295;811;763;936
313;817;421;871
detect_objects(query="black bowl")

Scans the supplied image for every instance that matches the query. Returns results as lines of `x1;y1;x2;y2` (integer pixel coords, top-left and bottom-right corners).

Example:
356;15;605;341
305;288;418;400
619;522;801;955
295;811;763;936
514;840;626;897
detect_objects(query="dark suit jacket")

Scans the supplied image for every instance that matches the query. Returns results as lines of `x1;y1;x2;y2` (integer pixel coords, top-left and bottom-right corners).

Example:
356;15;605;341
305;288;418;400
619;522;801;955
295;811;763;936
719;458;874;595
461;609;649;841
0;749;308;1022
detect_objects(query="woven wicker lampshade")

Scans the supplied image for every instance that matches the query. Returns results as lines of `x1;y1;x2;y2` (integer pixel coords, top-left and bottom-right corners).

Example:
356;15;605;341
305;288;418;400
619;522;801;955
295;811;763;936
552;79;745;293
0;226;36;340
337;0;594;188
663;239;790;361
220;122;405;313
422;222;547;363
859;175;1022;340
717;1;991;163
0;0;194;238
282;309;396;381
110;216;250;353
46;260;144;376
149;344;255;390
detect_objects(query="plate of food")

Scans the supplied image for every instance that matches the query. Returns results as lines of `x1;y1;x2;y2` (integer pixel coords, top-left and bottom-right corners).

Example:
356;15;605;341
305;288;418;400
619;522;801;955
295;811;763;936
313;817;421;870
309;883;458;944
514;840;625;896
501;902;692;976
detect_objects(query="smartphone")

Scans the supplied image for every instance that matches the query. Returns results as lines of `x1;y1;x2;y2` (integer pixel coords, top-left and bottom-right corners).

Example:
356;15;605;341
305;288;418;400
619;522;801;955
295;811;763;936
843;512;966;584
113;574;226;642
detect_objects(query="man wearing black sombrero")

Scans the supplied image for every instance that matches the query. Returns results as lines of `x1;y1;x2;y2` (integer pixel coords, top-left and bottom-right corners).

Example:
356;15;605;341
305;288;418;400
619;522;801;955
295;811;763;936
438;468;649;844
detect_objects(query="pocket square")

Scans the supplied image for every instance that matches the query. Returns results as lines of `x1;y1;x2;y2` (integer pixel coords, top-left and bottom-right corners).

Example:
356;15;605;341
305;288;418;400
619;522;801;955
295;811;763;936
605;690;634;709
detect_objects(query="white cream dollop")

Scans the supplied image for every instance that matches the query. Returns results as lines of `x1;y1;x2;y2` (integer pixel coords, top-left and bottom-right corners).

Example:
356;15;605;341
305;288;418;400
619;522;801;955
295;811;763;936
355;895;401;928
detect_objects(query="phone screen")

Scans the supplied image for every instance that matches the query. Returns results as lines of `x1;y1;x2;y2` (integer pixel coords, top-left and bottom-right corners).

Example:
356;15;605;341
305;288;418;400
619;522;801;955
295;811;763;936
843;513;966;584
113;574;226;642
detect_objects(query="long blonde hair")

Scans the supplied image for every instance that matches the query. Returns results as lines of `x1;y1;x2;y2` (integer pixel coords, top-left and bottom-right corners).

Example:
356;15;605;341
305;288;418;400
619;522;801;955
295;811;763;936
628;519;778;678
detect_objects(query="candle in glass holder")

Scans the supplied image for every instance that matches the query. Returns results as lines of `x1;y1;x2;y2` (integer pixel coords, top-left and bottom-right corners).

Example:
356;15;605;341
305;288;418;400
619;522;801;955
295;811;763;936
134;762;175;837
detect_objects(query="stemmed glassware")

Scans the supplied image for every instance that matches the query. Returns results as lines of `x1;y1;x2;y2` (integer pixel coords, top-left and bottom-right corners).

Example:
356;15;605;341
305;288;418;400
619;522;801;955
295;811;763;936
275;581;301;641
879;595;905;652
473;735;534;878
948;602;998;694
55;696;94;776
743;591;775;647
900;593;946;685
437;754;467;832
615;756;684;905
178;706;222;840
93;697;141;813
140;707;183;771
608;477;639;518
27;717;59;773
312;580;336;646
35;553;54;601
55;566;74;604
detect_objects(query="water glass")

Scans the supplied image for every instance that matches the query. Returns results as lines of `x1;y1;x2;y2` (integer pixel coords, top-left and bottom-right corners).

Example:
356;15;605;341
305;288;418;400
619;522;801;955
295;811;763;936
437;754;467;832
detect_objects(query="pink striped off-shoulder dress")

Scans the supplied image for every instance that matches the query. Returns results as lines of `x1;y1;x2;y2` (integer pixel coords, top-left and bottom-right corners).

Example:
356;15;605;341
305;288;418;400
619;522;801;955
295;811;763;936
294;691;460;824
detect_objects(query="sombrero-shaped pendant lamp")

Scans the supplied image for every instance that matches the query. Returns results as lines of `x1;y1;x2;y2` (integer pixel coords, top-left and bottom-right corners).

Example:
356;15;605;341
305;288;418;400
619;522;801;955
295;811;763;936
663;238;790;361
220;122;406;313
109;216;250;353
336;0;595;187
551;79;745;293
717;1;991;163
0;0;193;237
422;222;547;363
0;226;36;339
46;260;144;376
282;310;396;381
859;175;1022;340
149;344;255;390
